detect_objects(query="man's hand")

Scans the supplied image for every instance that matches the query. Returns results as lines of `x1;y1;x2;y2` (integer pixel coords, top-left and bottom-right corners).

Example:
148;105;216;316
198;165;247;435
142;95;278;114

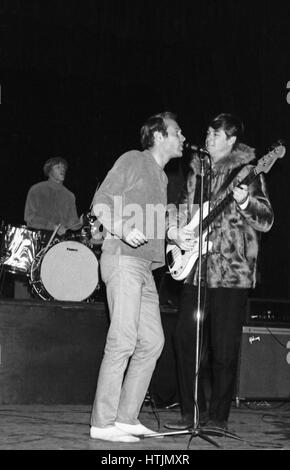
233;184;249;206
124;228;148;248
168;226;197;251
56;224;67;236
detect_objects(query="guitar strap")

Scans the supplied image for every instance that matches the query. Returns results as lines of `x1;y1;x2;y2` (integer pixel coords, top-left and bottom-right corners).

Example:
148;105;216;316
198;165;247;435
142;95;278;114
211;163;247;203
185;163;247;284
193;163;246;207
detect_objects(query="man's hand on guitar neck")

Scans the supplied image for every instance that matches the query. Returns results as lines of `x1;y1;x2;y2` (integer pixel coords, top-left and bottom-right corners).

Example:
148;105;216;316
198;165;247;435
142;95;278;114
167;226;196;251
233;184;249;209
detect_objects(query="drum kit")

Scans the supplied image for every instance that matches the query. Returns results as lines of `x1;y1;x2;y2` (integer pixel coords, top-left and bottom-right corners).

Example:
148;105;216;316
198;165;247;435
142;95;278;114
0;214;104;302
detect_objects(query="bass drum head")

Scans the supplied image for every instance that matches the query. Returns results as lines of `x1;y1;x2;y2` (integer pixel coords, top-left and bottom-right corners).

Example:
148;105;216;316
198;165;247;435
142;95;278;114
40;240;99;301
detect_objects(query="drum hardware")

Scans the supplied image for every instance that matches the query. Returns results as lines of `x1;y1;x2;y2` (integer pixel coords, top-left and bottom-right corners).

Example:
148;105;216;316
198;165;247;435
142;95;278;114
86;213;97;224
0;249;11;262
89;219;104;246
76;209;104;248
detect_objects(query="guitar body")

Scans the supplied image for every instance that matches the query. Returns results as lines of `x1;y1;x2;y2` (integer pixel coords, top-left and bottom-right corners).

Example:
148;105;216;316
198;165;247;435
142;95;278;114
166;201;213;281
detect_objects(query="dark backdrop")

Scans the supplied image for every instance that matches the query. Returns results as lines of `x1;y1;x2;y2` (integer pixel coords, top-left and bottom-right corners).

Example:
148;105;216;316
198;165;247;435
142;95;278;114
0;0;289;299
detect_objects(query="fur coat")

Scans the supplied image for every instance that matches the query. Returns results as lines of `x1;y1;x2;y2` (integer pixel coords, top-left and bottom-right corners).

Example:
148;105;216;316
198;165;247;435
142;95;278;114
172;143;274;288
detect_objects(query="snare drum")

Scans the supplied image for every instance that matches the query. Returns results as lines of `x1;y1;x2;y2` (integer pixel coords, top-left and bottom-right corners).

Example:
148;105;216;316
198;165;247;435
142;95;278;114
30;240;99;301
2;224;42;275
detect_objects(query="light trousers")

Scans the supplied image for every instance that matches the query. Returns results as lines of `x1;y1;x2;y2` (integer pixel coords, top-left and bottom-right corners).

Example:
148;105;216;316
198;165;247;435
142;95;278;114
90;254;164;427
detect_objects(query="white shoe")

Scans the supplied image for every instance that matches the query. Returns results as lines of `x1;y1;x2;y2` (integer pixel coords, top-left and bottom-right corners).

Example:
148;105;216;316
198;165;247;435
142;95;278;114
90;425;140;442
115;421;163;438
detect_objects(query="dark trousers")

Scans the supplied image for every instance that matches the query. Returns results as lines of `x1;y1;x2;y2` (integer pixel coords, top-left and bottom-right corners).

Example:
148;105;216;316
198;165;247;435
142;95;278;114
174;284;248;422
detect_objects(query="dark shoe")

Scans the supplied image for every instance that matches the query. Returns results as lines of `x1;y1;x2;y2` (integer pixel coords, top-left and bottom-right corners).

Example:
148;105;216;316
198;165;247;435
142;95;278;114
202;419;228;430
164;417;193;430
164;409;208;430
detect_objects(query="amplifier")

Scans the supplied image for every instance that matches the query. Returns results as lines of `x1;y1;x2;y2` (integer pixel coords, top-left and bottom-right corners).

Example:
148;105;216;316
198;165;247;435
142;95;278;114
236;326;290;401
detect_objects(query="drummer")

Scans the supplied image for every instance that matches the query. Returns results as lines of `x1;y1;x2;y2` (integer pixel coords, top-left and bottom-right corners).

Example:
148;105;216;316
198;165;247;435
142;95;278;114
24;157;83;243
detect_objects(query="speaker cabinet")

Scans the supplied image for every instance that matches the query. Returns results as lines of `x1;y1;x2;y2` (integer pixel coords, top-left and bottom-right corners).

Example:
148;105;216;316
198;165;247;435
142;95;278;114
236;326;290;401
0;299;109;404
0;299;179;404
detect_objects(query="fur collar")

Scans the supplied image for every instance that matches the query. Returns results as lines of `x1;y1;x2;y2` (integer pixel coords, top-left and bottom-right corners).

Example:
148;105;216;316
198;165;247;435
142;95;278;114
190;143;255;175
213;143;255;170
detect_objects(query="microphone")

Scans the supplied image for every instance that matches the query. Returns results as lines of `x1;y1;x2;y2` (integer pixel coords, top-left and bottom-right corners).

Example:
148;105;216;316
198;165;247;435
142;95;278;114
184;142;210;156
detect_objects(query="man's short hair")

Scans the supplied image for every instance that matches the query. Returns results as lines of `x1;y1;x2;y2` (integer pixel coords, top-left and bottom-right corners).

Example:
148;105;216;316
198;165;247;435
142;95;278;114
140;111;177;150
43;157;68;177
209;113;244;144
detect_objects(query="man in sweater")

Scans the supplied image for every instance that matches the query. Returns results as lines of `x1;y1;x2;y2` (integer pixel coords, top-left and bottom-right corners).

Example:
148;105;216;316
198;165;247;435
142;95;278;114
24;157;82;238
90;111;185;442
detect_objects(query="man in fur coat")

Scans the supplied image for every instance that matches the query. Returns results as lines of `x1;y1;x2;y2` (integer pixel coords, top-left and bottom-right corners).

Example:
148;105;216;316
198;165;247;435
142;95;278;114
165;113;274;431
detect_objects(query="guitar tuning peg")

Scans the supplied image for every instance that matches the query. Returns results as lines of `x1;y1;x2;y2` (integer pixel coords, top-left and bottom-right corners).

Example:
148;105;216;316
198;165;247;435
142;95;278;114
268;140;284;153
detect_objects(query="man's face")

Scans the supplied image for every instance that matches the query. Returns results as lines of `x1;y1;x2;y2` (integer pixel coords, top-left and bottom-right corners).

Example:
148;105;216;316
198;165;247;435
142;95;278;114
49;163;66;183
205;127;236;162
161;118;185;158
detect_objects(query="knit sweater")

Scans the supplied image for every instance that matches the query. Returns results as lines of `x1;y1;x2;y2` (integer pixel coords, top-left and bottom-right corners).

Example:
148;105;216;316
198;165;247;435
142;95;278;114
24;179;79;231
92;149;168;269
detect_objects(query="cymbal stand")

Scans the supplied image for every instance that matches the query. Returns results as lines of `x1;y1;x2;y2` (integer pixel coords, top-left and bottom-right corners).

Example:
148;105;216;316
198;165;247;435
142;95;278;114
0;221;7;297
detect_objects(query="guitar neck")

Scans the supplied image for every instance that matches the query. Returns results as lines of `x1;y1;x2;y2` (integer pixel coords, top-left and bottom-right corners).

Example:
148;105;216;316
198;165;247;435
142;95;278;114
202;166;258;231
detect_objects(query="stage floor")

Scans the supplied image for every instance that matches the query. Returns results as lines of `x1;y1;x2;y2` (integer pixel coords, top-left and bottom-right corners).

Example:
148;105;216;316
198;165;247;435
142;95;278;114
0;401;289;452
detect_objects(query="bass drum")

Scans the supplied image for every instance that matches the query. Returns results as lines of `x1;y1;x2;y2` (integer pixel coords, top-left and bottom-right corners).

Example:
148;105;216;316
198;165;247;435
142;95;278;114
30;240;99;301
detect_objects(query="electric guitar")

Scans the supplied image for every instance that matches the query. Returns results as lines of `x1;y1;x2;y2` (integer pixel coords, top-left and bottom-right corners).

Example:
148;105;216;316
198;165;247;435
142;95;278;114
166;143;286;281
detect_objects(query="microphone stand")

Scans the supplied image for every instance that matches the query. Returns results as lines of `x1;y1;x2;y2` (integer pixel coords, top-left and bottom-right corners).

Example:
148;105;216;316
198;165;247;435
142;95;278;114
185;151;222;447
183;150;221;447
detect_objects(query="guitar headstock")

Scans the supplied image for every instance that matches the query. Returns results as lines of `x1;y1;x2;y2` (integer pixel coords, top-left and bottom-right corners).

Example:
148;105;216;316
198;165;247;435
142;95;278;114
256;143;286;174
